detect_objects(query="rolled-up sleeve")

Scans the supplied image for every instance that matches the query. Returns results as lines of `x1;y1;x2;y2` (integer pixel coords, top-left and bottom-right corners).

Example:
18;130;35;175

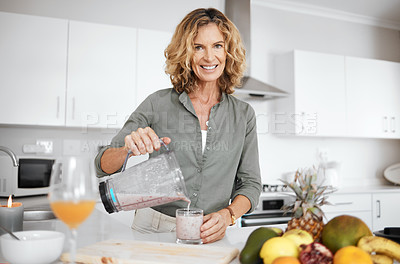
231;107;262;213
94;145;112;178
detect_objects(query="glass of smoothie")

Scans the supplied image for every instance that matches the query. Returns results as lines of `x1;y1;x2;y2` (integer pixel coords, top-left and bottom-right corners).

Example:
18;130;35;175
176;208;203;244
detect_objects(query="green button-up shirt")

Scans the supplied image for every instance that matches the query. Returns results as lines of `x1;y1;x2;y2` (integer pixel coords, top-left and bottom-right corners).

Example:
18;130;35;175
95;88;262;216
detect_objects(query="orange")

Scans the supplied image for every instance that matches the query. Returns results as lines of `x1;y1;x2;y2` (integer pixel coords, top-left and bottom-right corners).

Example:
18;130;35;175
272;256;301;264
333;246;373;264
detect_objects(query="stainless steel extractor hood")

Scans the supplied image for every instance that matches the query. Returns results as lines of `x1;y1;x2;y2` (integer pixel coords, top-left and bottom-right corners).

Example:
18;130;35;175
225;0;288;98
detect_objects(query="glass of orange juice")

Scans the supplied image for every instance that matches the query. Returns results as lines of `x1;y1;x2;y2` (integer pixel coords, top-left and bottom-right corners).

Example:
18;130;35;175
48;156;97;263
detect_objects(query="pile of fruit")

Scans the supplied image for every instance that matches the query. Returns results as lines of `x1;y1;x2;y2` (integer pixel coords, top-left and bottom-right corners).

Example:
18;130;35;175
239;168;400;264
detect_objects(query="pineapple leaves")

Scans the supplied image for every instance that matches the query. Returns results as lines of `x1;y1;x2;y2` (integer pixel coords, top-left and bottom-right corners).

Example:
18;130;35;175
281;166;336;220
294;207;303;218
290;183;303;198
308;207;323;219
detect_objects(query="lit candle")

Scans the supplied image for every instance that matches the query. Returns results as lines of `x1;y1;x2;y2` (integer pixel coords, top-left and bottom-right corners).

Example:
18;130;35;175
0;195;23;235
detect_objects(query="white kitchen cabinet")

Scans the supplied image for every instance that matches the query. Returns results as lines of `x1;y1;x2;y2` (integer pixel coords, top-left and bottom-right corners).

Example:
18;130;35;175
0;13;173;128
136;29;172;106
66;21;137;128
322;193;372;230
372;192;400;231
275;50;347;137
276;50;400;139
0;12;68;126
346;57;400;138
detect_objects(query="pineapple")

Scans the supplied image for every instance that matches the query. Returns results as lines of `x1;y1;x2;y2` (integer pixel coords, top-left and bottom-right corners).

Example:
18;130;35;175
281;167;335;241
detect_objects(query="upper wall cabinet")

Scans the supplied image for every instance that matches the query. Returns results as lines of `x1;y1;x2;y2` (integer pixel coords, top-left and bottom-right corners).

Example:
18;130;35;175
0;12;68;126
275;50;400;139
136;29;172;106
275;50;347;137
346;57;400;138
66;21;137;128
0;12;173;129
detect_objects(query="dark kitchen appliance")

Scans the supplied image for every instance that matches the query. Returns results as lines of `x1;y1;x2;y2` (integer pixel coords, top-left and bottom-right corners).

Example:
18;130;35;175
240;184;295;227
0;147;54;197
374;227;400;243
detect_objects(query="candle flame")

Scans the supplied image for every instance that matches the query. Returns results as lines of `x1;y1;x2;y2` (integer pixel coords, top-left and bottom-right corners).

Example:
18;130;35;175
7;195;12;208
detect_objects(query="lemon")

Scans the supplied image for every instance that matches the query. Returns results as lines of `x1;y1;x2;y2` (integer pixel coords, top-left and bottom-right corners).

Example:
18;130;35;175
271;227;284;236
259;237;299;264
282;229;314;249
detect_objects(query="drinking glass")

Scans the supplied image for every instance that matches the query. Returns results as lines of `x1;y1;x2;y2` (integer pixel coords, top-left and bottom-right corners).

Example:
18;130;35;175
48;156;98;263
176;208;203;245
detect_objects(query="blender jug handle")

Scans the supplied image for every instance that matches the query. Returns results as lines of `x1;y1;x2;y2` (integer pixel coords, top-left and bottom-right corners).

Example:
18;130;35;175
121;138;169;172
159;138;169;152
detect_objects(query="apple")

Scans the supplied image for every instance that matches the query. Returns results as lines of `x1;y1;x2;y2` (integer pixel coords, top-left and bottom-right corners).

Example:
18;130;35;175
282;229;314;249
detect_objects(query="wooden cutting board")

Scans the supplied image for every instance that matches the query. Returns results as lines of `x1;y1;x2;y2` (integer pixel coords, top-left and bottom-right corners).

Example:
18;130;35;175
61;239;240;264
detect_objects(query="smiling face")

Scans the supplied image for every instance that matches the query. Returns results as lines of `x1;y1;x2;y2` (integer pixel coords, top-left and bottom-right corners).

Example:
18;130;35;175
192;23;226;88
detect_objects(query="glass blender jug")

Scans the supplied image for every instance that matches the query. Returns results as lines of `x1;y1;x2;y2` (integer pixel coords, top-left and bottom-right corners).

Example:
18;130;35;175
99;140;189;213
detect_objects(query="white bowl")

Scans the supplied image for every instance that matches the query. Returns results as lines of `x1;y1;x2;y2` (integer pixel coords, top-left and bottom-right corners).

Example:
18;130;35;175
0;230;65;264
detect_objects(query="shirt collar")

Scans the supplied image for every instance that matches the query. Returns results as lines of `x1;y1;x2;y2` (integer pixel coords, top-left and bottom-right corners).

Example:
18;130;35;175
178;91;196;117
178;90;227;106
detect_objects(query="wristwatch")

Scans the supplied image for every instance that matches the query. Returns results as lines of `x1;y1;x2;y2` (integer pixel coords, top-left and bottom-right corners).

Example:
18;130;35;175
226;207;236;226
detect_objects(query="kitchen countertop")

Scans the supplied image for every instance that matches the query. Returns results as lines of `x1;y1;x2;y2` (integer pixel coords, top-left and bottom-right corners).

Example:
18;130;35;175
333;184;400;194
0;197;262;264
2;185;400;263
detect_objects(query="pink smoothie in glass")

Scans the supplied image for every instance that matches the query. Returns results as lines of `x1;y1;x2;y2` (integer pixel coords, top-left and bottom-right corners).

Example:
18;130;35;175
176;209;203;244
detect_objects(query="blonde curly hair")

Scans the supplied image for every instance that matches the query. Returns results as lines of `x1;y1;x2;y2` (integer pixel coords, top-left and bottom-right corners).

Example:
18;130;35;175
164;8;246;95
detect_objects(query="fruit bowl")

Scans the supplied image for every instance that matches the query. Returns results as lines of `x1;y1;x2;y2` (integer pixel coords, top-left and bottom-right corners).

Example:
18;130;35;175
0;230;65;264
374;227;400;243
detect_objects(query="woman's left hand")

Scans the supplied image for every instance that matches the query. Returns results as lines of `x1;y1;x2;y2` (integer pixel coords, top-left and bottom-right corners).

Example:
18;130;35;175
200;209;231;244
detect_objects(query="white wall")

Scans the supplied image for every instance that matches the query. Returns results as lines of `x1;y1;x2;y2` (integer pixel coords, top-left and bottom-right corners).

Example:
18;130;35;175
0;0;400;188
250;4;400;84
0;125;115;159
0;0;224;32
248;3;400;186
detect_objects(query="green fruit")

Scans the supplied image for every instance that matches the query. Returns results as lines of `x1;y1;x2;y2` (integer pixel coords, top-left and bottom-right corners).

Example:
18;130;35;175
240;227;279;264
321;215;372;254
270;227;283;236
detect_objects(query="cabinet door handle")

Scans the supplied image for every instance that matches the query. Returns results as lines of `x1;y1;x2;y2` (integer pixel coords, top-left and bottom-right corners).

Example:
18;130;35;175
56;96;60;118
383;116;388;132
72;97;75;120
391;117;396;133
376;200;381;218
332;202;353;206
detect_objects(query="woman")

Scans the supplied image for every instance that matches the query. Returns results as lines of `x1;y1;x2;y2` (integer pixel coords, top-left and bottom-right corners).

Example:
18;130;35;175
95;8;261;244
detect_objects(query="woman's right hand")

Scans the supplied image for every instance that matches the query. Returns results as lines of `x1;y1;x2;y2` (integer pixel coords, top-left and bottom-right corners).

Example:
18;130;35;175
124;127;171;156
101;127;170;174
